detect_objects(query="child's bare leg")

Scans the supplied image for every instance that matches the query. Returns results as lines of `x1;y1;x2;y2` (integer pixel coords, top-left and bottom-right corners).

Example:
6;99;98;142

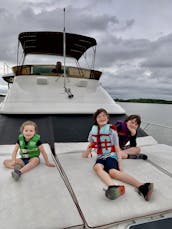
121;147;140;159
109;169;142;187
94;164;125;200
3;158;24;169
109;169;154;201
121;147;147;160
126;147;140;155
20;157;40;174
94;163;115;186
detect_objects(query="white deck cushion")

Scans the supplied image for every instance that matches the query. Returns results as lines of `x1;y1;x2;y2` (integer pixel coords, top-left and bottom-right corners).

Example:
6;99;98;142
136;136;158;147
141;143;172;174
55;142;172;228
0;144;83;229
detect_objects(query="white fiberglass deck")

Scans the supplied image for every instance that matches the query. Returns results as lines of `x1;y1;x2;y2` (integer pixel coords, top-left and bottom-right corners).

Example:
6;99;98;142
1;137;172;229
0;75;125;114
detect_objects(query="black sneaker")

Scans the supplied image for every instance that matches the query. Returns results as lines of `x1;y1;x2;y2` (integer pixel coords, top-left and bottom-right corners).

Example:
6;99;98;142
11;170;22;181
128;154;148;160
138;183;153;201
137;154;148;160
105;185;125;200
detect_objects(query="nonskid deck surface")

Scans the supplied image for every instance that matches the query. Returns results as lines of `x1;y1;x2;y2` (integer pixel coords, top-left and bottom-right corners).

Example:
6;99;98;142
1;136;172;229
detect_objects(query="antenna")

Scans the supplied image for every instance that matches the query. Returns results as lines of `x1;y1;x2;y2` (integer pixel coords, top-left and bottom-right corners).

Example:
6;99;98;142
63;8;66;88
63;8;74;98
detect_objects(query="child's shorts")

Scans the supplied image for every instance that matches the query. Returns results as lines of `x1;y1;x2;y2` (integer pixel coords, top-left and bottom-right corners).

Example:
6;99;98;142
21;158;31;165
21;157;39;165
95;157;119;173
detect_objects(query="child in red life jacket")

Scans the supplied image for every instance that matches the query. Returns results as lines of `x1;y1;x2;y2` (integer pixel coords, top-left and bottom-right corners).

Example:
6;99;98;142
115;115;147;160
82;108;153;201
3;120;55;181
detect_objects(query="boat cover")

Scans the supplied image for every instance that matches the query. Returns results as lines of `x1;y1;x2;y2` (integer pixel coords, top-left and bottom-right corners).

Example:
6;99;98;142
18;31;97;60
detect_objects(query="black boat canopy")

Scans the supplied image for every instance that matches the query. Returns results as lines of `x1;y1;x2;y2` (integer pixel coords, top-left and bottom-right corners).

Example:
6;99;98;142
18;31;97;60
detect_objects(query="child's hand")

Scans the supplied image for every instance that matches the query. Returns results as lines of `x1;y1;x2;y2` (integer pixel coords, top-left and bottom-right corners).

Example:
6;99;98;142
45;161;55;167
11;160;16;166
82;143;93;158
82;150;91;158
129;128;136;136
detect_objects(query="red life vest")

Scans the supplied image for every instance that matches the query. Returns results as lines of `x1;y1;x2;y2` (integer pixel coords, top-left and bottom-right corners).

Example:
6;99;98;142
90;124;116;155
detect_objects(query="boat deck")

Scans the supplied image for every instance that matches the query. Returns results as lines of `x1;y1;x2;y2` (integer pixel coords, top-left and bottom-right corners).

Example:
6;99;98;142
1;136;172;229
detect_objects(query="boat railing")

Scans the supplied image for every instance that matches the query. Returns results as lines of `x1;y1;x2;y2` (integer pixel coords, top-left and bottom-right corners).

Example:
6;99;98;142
141;120;172;146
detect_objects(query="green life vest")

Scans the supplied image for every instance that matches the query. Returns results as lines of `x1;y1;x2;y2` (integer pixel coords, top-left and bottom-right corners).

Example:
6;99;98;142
19;134;40;158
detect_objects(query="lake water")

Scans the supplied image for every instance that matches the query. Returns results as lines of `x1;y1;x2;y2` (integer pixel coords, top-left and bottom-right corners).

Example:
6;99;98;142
118;102;172;146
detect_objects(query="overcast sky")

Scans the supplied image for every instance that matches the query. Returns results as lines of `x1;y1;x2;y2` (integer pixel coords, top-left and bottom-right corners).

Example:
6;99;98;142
0;0;172;100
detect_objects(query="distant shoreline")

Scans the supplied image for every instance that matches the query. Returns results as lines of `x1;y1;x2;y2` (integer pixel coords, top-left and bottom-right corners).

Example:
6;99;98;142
114;98;172;104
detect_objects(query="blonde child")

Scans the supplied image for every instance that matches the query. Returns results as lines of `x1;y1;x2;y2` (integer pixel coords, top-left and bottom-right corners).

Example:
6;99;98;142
82;108;153;200
3;120;55;181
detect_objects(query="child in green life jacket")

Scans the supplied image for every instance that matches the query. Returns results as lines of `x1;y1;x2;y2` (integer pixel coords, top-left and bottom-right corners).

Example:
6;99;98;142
3;120;55;181
82;108;153;201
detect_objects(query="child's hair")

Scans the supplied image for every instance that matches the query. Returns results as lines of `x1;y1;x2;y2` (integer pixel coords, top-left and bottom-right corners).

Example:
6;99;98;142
20;120;38;133
93;108;109;125
125;115;141;127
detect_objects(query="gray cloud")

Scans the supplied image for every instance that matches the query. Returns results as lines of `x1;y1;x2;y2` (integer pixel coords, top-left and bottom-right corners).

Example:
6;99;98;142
141;34;172;68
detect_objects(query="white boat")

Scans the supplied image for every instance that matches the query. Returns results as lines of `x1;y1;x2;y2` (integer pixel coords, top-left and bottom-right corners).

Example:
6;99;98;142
0;31;172;229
